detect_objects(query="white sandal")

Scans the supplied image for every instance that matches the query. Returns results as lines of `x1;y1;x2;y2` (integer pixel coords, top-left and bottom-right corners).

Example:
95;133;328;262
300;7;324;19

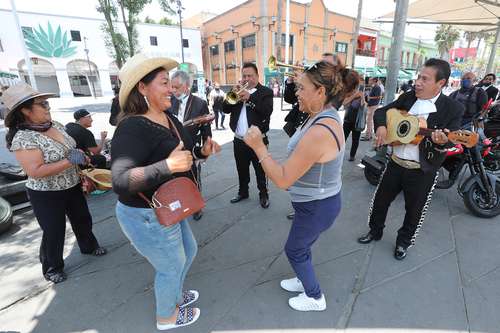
179;290;199;308
288;292;326;312
156;307;200;331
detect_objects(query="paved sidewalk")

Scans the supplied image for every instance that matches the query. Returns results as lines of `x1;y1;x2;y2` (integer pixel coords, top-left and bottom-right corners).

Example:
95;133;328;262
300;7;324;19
0;99;499;333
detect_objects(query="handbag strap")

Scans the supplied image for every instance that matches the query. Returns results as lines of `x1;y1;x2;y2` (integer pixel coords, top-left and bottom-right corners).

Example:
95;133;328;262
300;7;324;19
138;114;200;208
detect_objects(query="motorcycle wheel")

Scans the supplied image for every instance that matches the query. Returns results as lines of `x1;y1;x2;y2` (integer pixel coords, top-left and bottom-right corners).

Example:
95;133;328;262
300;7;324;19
463;181;500;218
0;197;13;235
364;162;385;186
484;157;500;174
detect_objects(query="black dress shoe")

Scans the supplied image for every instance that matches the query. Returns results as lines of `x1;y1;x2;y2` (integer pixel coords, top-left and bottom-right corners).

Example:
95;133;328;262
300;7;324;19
259;193;270;209
193;210;203;221
286;212;295;220
357;232;382;244
394;246;407;260
230;194;249;203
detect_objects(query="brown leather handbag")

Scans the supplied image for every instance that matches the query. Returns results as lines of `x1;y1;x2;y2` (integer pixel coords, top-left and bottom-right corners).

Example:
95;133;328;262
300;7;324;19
138;116;205;226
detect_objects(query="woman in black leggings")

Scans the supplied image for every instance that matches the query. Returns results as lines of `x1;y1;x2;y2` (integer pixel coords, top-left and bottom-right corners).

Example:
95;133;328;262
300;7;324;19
342;71;364;162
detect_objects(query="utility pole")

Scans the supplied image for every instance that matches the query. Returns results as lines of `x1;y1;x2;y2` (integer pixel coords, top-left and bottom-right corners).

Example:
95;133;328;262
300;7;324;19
385;0;409;105
285;0;290;65
177;0;185;64
10;0;37;89
276;0;283;61
351;0;363;68
84;37;97;98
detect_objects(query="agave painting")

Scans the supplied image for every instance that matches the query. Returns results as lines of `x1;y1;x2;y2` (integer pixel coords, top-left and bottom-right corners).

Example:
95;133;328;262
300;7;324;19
24;22;77;58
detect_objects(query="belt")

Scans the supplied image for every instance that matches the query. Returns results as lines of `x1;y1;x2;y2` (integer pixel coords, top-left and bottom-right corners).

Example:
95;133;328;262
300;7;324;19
234;133;266;140
391;155;421;170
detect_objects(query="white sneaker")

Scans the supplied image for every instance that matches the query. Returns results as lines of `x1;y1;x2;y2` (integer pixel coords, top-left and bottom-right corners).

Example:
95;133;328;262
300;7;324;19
288;292;326;312
280;277;305;292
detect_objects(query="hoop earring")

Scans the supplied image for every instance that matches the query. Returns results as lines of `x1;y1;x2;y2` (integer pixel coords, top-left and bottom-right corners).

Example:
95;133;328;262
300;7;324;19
144;95;150;108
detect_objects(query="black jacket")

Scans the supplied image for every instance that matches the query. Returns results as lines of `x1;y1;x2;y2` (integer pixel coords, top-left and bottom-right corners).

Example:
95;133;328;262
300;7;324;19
168;93;212;146
283;81;307;137
109;96;120;126
374;91;465;173
222;83;274;136
482;84;499;102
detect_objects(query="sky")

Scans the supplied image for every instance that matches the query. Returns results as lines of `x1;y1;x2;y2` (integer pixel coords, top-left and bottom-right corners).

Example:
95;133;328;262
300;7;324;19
0;0;439;41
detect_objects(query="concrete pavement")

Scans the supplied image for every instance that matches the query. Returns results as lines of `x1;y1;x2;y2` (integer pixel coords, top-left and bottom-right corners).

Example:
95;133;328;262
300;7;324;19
0;98;499;333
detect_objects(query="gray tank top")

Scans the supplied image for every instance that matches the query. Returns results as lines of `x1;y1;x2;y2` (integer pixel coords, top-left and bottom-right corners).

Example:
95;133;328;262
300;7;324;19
287;107;344;202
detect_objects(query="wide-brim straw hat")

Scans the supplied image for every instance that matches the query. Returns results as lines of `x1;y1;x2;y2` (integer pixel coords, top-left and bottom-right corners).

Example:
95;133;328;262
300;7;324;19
2;82;55;120
118;53;179;108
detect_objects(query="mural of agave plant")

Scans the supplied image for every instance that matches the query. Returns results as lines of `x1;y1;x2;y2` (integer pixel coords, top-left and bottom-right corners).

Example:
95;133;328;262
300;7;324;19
24;22;77;58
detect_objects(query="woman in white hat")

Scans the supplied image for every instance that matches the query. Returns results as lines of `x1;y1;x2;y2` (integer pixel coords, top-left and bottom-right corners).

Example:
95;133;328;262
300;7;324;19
111;53;220;330
3;83;107;284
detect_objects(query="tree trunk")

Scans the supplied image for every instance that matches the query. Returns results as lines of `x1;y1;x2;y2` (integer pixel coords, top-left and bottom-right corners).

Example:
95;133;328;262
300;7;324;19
118;0;134;57
101;0;123;68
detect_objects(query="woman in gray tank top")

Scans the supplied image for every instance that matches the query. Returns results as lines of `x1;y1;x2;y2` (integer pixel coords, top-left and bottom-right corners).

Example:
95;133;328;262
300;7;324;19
244;61;359;312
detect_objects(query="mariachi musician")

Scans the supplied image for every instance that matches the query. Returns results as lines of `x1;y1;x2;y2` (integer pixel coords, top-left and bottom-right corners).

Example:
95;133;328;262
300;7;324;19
169;70;212;220
357;58;464;260
223;62;274;209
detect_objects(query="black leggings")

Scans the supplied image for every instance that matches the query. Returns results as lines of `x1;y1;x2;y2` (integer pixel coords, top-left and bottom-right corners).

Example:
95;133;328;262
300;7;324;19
28;184;99;275
343;121;361;158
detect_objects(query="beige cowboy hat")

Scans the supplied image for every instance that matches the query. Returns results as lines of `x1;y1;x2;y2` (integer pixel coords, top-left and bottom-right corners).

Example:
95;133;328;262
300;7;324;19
118;53;179;108
2;82;55;120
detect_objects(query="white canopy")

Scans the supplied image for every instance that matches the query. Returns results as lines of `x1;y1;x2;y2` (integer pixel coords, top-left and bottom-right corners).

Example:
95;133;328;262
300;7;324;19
381;0;500;32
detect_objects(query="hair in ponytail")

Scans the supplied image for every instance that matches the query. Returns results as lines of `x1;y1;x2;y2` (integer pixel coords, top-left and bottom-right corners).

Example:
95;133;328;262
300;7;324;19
304;61;359;108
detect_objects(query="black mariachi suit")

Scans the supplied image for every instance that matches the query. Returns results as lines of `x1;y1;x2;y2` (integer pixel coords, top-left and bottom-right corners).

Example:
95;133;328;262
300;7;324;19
368;91;464;248
222;83;274;196
168;93;212;191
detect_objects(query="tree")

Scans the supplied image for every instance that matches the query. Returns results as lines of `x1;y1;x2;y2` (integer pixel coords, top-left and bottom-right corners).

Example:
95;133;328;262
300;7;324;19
144;16;156;24
463;31;477;63
97;0;128;68
158;17;174;25
117;0;152;57
157;0;177;16
434;24;460;60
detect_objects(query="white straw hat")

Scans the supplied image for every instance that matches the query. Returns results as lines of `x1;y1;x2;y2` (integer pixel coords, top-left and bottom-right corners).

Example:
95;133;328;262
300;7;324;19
2;82;54;113
118;53;179;108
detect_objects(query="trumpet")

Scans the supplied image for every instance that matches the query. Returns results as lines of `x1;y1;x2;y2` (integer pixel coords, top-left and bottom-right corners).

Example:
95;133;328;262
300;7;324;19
268;55;304;72
224;82;249;105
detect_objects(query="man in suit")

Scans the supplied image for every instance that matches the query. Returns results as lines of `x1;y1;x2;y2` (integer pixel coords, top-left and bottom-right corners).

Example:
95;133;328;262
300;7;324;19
357;58;464;260
169;70;212;220
223;62;273;208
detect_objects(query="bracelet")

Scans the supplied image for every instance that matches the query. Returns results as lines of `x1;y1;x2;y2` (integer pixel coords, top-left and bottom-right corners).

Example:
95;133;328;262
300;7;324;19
258;154;272;164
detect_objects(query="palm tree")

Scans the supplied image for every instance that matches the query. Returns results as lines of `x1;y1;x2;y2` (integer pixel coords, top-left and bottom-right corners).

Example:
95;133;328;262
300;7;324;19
435;24;461;60
463;31;477;62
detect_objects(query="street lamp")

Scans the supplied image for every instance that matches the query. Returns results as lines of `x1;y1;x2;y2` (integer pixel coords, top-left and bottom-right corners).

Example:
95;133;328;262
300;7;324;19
83;37;97;99
177;0;185;64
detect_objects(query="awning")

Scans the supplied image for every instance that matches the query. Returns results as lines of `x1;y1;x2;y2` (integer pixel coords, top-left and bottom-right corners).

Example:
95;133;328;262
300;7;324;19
381;0;500;32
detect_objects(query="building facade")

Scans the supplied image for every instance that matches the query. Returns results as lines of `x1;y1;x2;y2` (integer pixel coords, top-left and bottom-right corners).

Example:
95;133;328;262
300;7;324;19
377;31;439;72
0;9;203;97
200;0;357;86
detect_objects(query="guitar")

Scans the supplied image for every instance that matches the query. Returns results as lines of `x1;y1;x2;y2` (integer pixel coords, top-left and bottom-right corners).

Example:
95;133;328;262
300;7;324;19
183;113;215;128
384;108;479;148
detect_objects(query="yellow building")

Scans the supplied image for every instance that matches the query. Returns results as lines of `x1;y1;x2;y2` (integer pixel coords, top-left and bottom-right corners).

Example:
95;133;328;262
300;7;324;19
197;0;356;85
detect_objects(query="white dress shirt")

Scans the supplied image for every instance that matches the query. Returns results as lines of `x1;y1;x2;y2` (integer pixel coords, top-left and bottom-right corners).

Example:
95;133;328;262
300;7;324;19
392;93;440;162
235;88;257;137
176;94;189;122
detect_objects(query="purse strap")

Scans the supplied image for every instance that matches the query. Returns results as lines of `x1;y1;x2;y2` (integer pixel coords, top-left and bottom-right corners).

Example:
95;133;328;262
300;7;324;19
138;114;201;208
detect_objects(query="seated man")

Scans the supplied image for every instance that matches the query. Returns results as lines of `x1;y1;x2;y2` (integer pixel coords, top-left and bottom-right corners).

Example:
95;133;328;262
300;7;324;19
66;109;108;169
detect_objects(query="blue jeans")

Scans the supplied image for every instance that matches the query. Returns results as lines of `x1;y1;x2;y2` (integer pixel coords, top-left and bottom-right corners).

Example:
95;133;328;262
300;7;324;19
115;202;198;318
285;193;341;299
